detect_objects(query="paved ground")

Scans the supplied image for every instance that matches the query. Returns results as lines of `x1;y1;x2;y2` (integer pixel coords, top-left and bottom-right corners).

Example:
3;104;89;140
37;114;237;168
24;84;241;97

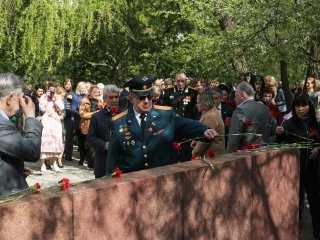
25;147;95;189
299;200;315;240
25;148;313;240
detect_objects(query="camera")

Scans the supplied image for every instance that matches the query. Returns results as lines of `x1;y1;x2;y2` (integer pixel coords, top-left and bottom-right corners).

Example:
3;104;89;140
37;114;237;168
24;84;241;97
66;93;72;101
49;87;55;96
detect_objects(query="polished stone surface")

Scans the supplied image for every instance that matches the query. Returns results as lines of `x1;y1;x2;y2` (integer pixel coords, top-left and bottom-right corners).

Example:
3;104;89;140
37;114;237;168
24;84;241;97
0;149;313;240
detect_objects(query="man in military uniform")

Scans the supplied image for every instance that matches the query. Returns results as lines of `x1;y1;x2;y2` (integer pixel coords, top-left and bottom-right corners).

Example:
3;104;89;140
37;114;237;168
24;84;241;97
162;72;199;161
162;72;198;119
106;74;218;174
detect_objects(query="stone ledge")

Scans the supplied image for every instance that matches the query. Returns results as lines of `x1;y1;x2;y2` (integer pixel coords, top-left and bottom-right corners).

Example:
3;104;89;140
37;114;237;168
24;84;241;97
0;149;299;240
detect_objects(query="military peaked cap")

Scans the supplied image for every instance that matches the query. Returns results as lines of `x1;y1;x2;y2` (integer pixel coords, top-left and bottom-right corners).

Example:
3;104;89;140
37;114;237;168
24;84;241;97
125;74;157;96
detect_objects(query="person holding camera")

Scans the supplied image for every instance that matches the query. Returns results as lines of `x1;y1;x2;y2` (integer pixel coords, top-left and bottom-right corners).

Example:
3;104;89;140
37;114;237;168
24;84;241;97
0;73;43;196
39;82;64;172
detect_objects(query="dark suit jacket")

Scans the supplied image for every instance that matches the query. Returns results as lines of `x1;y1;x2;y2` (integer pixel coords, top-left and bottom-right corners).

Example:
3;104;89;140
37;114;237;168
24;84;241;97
220;103;234;121
0;116;43;196
86;108;113;178
162;86;198;119
220;103;234;147
107;105;209;174
226;99;272;153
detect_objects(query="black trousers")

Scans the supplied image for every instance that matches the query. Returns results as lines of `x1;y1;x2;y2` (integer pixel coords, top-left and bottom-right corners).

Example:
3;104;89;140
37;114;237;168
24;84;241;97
77;130;87;164
179;142;192;162
63;117;74;160
86;145;95;169
300;156;320;238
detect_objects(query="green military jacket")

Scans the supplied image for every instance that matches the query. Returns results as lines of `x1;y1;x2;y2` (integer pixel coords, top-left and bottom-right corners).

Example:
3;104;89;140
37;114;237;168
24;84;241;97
106;105;209;174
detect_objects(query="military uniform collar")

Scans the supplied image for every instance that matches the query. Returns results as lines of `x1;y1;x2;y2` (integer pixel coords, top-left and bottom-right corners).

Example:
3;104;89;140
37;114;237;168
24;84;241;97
173;86;188;93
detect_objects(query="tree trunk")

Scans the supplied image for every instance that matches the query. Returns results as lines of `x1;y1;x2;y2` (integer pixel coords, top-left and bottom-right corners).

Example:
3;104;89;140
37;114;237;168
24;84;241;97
280;60;292;112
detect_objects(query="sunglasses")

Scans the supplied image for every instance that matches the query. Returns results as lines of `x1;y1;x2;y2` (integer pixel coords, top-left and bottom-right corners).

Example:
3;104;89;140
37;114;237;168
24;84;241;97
136;94;152;101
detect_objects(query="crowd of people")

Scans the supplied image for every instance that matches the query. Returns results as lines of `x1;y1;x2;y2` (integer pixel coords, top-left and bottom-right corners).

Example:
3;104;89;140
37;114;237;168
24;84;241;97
0;71;319;239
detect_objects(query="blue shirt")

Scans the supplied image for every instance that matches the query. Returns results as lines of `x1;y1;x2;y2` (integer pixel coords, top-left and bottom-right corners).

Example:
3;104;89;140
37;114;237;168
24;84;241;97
0;108;9;120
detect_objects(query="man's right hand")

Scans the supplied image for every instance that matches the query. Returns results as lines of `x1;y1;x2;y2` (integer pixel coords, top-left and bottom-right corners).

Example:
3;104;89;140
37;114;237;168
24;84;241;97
20;95;35;118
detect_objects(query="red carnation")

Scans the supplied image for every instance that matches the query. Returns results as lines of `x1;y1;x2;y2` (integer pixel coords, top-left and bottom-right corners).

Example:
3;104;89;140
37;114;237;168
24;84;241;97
233;148;238;153
97;101;106;110
253;143;262;149
111;167;122;177
58;178;70;191
191;155;200;161
248;143;254;149
172;142;182;151
30;182;41;192
242;143;261;150
208;149;217;158
246;119;253;126
111;108;118;114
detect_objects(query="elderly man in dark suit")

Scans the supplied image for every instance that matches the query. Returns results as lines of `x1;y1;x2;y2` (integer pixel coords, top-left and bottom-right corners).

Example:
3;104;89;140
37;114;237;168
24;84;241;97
106;75;218;174
226;81;272;153
87;84;121;178
0;73;43;196
162;72;199;161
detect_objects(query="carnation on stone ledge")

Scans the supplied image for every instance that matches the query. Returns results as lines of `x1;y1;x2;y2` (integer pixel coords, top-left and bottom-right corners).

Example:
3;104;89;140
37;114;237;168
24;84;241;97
58;178;70;191
30;182;41;192
111;167;122;177
208;149;217;158
190;155;201;161
242;143;262;150
172;142;182;151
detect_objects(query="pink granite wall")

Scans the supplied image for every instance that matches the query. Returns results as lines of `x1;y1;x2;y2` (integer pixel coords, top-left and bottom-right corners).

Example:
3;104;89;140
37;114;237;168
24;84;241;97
251;150;299;240
182;155;252;240
0;150;299;240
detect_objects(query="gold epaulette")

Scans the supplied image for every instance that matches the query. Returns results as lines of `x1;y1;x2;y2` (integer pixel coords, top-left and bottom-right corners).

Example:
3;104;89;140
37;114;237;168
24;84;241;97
188;86;196;91
154;105;172;110
112;110;128;121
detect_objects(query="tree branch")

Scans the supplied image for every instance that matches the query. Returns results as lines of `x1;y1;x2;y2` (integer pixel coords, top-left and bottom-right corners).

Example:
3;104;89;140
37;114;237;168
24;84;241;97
83;60;112;68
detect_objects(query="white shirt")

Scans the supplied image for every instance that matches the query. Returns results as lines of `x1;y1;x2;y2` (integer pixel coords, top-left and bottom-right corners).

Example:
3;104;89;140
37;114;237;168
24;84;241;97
133;107;147;126
0;108;9;120
216;103;222;116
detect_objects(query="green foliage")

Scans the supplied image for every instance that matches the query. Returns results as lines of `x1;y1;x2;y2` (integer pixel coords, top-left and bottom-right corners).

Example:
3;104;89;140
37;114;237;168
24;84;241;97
0;0;126;82
0;0;320;85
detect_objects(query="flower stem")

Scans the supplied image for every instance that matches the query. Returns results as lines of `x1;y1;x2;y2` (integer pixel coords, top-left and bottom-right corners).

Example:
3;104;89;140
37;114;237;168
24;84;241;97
283;130;314;142
180;133;263;145
0;192;30;205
